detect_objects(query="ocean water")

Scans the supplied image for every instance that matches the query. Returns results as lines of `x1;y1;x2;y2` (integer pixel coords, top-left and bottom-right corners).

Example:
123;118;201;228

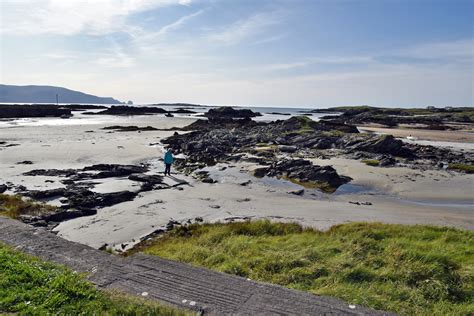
0;103;332;127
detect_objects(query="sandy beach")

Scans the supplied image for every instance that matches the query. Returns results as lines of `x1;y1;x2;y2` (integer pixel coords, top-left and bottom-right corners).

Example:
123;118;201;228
358;125;474;143
1;115;473;251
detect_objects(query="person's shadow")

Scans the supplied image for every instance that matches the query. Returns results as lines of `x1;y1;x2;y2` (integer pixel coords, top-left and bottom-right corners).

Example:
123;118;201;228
167;174;193;187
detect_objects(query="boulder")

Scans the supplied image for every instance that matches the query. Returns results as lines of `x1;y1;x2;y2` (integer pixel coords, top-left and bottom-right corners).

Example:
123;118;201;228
279;145;297;153
204;107;262;120
94;106;167;115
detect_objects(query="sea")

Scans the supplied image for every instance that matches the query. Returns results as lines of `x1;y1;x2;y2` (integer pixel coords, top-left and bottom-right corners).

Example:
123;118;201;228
0;103;333;127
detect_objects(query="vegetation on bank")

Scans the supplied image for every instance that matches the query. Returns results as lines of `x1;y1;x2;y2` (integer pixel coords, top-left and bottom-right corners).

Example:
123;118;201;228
0;243;189;315
362;159;380;167
448;163;474;174
0;193;56;219
282;176;337;193
139;221;474;315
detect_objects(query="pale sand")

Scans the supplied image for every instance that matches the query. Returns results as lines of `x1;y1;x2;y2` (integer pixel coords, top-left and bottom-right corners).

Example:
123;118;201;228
1;115;473;251
358;125;474;143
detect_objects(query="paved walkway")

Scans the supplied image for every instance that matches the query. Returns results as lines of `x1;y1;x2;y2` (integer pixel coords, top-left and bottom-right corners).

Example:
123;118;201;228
0;217;390;315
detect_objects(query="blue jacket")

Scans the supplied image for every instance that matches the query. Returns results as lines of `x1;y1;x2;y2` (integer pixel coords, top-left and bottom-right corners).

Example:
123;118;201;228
164;151;174;164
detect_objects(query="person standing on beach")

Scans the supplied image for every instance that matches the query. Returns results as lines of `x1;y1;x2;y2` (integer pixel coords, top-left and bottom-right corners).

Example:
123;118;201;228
164;148;174;176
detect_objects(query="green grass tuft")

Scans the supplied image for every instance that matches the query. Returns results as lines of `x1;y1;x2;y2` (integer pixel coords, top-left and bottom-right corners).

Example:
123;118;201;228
0;243;189;315
448;163;474;174
282;176;337;193
140;221;474;315
362;159;380;167
0;193;57;219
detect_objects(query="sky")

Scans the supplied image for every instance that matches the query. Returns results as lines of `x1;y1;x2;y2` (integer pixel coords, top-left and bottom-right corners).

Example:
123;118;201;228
0;0;473;108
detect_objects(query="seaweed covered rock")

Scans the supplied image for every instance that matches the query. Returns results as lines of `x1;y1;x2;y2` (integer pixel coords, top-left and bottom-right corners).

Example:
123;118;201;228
93;106;167;115
205;107;262;119
0;104;72;118
254;159;351;193
338;134;413;157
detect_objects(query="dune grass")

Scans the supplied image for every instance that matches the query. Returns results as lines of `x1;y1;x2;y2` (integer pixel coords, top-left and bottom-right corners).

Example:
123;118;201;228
139;221;474;315
448;163;474;174
362;159;380;167
0;193;57;219
0;242;189;315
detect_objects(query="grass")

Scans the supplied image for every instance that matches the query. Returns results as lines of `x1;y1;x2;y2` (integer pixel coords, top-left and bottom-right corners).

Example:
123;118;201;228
362;159;380;167
448;163;474;174
0;193;57;219
0;242;189;315
139;220;474;315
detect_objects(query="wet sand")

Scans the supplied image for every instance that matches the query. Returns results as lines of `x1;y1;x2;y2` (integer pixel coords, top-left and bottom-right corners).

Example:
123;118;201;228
1;115;473;251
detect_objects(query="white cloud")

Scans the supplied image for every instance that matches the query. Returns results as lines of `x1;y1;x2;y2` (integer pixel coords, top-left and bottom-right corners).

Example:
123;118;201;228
251;33;286;46
95;40;136;68
0;0;193;35
130;9;204;46
406;39;474;60
44;53;79;60
207;10;284;45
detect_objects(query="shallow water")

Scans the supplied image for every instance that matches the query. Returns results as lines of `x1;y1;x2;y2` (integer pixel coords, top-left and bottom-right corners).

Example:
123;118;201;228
0;104;333;128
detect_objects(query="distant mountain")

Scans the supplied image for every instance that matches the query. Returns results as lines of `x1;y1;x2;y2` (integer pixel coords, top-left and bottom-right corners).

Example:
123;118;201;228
0;84;121;104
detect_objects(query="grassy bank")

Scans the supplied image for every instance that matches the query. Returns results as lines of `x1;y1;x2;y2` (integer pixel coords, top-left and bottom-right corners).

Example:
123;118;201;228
0;243;189;315
448;163;474;174
362;159;380;167
0;193;56;219
139;221;474;315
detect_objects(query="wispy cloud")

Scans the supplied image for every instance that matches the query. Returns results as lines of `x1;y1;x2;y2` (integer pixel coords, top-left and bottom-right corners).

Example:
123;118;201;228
207;10;284;46
44;52;79;60
251;33;287;46
0;0;193;35
130;9;204;46
95;40;135;68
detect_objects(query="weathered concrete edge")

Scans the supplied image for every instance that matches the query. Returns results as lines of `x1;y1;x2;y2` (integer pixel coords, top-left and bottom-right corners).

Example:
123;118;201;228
0;217;393;315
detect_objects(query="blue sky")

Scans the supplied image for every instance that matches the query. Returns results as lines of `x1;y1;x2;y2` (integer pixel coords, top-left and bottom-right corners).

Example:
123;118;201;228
1;0;473;107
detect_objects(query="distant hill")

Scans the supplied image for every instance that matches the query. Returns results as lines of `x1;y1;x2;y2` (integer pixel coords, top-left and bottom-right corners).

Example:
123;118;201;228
0;84;121;104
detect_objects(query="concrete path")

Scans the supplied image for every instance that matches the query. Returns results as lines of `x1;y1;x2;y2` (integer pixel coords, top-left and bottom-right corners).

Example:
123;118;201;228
0;217;391;315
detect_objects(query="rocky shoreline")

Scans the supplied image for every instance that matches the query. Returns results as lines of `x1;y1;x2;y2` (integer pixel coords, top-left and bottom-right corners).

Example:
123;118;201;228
309;106;474;130
0;104;72;118
4;163;189;230
161;111;473;190
1;106;473;250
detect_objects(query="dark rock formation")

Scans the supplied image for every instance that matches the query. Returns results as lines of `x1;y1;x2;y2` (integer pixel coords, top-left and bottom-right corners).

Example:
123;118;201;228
25;188;66;199
171;109;196;114
0;104;72;118
64;104;107;111
24;169;77;177
20;163;162;211
315;106;474;127
17;160;34;165
93;106;167;115
162;116;360;165
65;190;138;210
254;159;351;192
337;134;413;157
102;125;158;132
204;107;262;119
82;164;148;178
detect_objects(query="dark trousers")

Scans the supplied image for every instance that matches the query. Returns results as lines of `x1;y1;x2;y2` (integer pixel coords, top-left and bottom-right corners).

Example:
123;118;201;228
164;163;171;175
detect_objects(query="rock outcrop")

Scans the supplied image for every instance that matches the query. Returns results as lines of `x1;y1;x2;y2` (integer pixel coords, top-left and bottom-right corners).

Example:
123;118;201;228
204;107;262;119
254;159;351;192
0;104;72;118
92;106;167;115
